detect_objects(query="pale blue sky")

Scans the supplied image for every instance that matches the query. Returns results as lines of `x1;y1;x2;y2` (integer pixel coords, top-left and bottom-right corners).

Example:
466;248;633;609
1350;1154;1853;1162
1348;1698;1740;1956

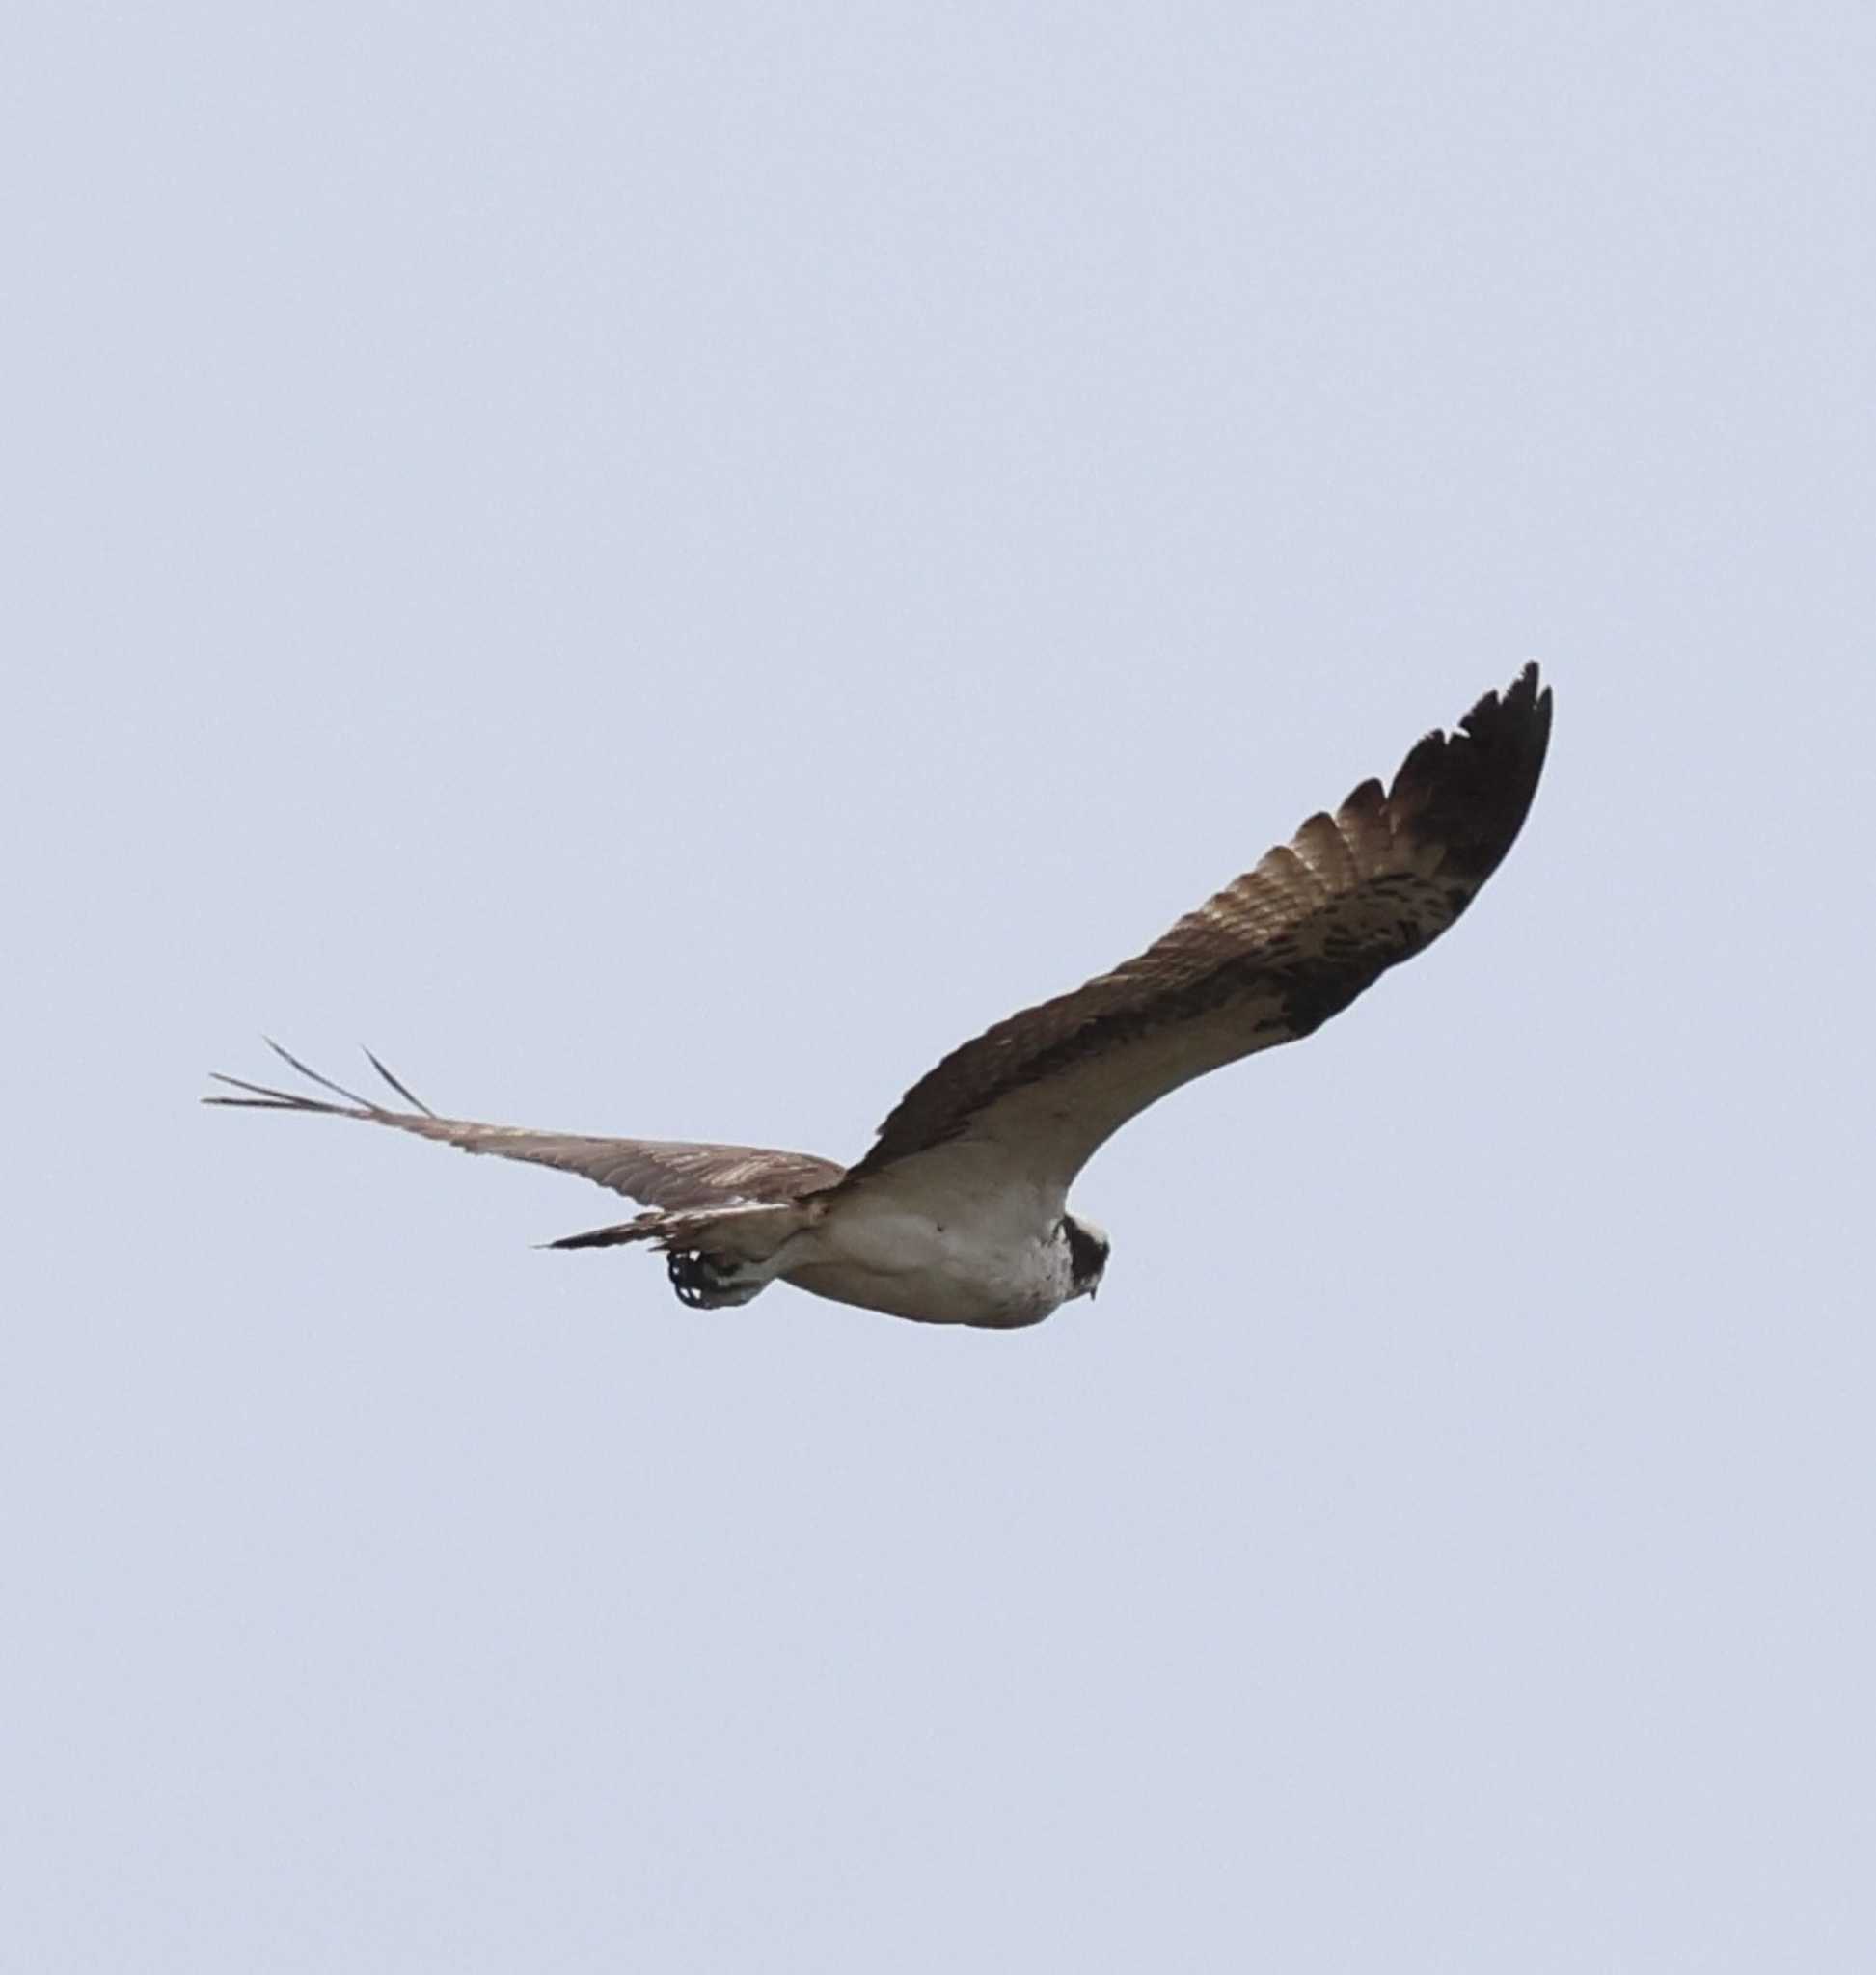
8;3;1874;1968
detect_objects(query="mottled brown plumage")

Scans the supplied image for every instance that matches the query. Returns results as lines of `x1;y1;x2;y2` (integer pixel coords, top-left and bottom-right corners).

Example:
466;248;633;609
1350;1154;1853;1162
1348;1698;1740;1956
205;1041;844;1212
845;662;1551;1190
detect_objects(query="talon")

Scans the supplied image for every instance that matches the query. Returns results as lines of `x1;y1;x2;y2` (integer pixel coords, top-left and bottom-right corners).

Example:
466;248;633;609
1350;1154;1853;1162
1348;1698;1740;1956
668;1249;730;1308
666;1248;763;1311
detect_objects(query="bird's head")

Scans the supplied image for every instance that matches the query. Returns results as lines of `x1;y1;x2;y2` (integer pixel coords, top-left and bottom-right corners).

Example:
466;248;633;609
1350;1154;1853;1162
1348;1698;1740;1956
1061;1213;1110;1303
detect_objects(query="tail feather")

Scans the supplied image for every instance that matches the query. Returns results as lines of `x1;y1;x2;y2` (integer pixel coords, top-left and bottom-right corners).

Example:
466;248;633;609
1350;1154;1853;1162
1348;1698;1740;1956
542;1215;666;1252
543;1197;823;1260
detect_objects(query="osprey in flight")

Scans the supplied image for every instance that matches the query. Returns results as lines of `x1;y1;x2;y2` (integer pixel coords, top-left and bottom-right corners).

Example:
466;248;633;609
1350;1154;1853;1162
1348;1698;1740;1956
209;665;1551;1329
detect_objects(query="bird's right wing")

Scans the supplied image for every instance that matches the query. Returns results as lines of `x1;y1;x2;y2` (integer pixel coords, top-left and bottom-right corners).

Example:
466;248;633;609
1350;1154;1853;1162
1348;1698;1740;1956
204;1042;846;1211
841;663;1552;1206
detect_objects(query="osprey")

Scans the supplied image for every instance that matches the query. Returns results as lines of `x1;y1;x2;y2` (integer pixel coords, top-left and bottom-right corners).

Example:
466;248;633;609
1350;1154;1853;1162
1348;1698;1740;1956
208;665;1551;1329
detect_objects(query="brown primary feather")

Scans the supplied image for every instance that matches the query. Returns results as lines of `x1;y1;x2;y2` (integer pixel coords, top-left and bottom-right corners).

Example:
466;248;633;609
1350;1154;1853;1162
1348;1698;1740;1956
844;663;1551;1187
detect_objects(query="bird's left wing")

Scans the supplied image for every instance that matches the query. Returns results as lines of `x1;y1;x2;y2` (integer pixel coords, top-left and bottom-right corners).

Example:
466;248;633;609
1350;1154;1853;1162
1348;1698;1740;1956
841;663;1552;1208
204;1042;845;1210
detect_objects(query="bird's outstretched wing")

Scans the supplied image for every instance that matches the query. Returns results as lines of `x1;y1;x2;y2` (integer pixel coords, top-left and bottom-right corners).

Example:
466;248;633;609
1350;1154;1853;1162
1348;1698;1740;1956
844;663;1552;1203
204;1041;845;1211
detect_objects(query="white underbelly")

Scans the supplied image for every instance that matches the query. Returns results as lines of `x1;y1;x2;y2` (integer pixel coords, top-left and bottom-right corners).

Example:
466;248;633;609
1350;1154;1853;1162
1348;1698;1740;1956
780;1199;1066;1329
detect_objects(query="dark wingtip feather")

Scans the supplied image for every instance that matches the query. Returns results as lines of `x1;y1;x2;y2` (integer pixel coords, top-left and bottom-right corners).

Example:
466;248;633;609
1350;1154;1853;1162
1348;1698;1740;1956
203;1069;345;1112
1338;775;1388;816
1387;663;1553;883
261;1037;378;1111
363;1048;435;1117
204;1049;393;1118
